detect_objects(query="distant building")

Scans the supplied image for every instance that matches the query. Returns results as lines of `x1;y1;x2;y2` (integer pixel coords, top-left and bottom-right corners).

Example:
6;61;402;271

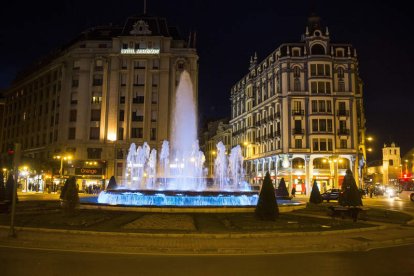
382;143;401;185
200;118;232;177
366;142;402;186
230;14;366;194
0;13;198;191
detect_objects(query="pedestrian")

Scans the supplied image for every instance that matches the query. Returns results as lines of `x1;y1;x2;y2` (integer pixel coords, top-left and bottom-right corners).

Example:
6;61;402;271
369;185;374;198
291;186;296;198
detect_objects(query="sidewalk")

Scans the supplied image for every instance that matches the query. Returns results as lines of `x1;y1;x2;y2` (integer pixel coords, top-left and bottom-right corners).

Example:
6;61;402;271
1;215;413;255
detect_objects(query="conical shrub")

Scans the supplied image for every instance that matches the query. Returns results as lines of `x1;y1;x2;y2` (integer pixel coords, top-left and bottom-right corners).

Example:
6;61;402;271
255;172;279;220
339;169;362;207
276;178;289;198
106;176;118;190
60;176;79;214
309;180;323;204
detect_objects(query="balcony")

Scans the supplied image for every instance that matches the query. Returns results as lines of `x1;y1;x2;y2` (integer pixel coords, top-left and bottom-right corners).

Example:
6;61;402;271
292;109;304;117
336;110;350;117
292;128;305;135
337;128;350;136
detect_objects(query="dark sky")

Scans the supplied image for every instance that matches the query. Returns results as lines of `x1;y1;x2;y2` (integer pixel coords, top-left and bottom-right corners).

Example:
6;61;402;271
1;0;413;161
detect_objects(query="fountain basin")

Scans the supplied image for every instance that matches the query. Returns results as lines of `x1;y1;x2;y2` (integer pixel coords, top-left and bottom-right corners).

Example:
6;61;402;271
98;189;260;207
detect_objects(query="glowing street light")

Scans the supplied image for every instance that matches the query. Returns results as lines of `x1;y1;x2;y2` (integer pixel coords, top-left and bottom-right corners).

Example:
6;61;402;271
53;155;72;178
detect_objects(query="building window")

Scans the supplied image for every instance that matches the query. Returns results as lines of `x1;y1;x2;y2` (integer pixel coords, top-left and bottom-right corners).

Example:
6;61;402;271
133;60;146;69
89;127;100;140
151;90;158;104
312;119;318;132
121;59;128;69
118;127;124;140
389;160;394;166
87;148;102;159
294;79;301;91
120;74;127;86
91;109;101;121
313;139;319;151
336;49;344;57
120;90;125;104
311;44;325;55
310;64;330;76
338;81;345;92
295;139;302;149
68;127;76;140
93;75;103;86
69;110;77;122
119;110;124;121
71;93;78;105
150;128;156;140
131;109;143;122
132;90;145;104
320;139;327;151
72;76;79;87
340;139;347;149
131;127;143;138
151;110;157;122
92;93;102;104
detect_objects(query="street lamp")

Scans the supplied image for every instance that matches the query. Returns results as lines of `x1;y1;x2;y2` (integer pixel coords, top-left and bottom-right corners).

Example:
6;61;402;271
53;155;72;178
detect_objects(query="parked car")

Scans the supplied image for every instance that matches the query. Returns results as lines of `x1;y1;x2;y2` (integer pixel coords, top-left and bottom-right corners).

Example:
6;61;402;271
398;182;414;202
321;189;341;202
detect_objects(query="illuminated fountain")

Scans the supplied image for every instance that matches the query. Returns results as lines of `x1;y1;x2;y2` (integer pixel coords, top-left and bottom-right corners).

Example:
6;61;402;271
98;71;257;206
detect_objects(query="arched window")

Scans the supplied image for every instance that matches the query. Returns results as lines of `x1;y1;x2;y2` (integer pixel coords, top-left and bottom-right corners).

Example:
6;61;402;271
311;44;325;55
338;67;344;78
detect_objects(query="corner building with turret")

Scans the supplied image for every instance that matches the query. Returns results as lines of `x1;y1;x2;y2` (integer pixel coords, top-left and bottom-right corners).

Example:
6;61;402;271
0;14;198;191
230;15;366;194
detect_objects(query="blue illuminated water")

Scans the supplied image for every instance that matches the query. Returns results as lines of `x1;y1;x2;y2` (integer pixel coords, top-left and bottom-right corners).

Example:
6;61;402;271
98;191;259;206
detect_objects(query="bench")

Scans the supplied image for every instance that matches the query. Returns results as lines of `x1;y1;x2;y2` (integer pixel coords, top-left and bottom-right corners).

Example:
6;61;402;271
328;206;367;222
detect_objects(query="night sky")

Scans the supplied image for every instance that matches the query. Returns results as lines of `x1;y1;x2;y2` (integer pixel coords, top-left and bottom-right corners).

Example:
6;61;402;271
1;0;413;161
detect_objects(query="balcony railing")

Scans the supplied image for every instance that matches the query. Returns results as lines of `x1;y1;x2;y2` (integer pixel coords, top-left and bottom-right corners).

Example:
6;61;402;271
337;128;350;135
292;109;304;116
292;128;305;135
336;110;350;116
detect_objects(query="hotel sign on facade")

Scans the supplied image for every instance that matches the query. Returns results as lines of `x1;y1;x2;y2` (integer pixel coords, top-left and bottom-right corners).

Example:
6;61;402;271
120;49;160;54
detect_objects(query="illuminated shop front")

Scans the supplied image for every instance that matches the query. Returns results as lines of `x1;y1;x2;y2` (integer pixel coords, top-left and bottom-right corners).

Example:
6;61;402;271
75;167;105;193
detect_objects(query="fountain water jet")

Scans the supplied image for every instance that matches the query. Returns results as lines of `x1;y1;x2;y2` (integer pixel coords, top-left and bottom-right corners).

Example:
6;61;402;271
98;71;256;206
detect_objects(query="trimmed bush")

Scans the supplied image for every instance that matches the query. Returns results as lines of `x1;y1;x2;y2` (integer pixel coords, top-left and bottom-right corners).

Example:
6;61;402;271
309;180;323;204
60;176;79;214
255;172;279;220
107;176;118;190
276;178;289;198
339;169;363;207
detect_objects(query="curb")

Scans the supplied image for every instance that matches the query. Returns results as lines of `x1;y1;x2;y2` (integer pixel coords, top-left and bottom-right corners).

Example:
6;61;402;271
0;223;387;239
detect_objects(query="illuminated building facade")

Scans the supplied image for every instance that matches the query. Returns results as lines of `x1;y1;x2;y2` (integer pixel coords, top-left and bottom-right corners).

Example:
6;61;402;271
230;15;366;194
0;14;198;189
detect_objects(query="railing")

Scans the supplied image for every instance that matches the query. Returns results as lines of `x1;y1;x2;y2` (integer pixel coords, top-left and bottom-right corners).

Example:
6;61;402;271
336;110;350;116
292;109;304;116
337;128;350;135
292;128;305;135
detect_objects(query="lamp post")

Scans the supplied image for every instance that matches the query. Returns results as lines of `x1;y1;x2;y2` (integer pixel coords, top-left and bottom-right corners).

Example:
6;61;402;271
53;155;72;179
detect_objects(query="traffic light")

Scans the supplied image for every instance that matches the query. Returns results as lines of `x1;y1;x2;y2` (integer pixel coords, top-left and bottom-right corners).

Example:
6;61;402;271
6;143;21;169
